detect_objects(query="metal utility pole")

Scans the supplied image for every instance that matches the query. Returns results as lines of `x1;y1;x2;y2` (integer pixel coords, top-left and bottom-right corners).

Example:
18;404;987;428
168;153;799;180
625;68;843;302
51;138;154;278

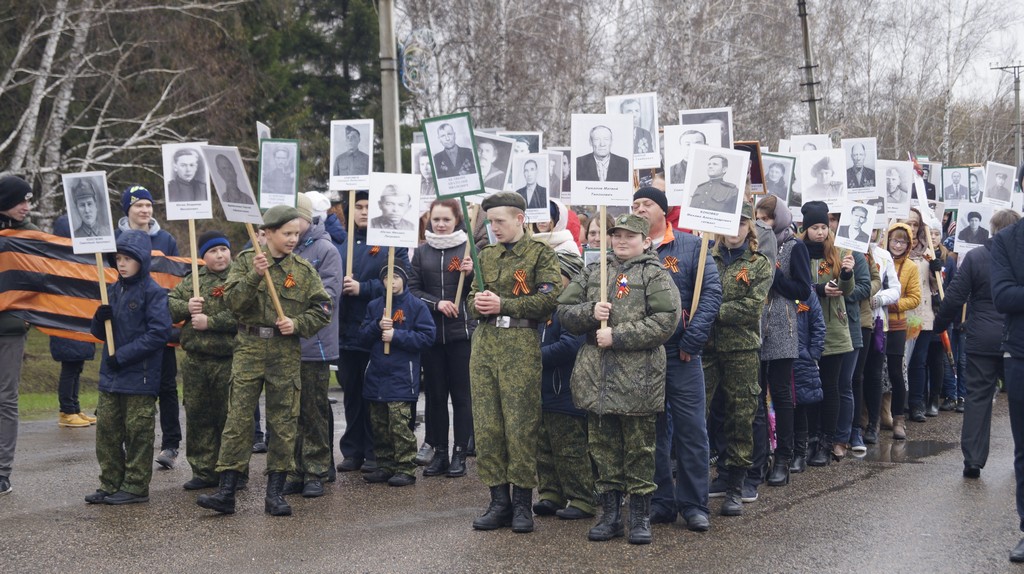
797;0;821;134
992;63;1023;168
379;0;401;173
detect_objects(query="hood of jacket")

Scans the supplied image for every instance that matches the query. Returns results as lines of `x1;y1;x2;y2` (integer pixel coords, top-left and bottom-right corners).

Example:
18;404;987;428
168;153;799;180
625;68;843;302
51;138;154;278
117;216;163;237
323;213;346;245
107;229;152;279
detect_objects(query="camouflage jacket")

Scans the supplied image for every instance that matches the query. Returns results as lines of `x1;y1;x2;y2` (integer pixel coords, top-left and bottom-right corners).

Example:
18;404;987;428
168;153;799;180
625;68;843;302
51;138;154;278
223;248;332;340
705;242;772;353
468;236;562;322
168;265;237;358
558;250;681;415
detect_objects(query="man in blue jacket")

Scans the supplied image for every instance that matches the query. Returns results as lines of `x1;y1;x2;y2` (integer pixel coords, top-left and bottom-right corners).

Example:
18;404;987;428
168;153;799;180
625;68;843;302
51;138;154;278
631;187;722;532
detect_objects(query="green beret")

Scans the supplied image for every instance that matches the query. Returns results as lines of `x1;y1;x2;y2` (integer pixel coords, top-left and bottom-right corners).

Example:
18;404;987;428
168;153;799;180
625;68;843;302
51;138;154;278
260;205;301;229
481;191;526;212
608;213;650;236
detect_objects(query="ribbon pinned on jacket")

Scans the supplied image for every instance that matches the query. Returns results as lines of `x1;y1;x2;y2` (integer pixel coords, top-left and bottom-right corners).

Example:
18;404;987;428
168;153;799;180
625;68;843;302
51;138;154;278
615;273;630;299
447;256;461;272
512;269;530;295
392;309;405;324
735;267;750;285
663;256;679;273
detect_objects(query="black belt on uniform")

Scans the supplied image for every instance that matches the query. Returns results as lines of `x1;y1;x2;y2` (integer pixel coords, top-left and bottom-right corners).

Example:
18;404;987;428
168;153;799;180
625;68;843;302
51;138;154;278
484;315;537;329
238;323;278;339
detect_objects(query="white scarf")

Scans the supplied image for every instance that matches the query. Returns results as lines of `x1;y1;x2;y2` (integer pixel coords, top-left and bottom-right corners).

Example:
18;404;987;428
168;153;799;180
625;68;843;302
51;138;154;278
424;229;468;250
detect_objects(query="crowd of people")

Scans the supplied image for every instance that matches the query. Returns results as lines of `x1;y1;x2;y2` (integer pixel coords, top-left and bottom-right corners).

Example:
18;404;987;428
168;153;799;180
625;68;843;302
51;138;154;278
1;169;1024;558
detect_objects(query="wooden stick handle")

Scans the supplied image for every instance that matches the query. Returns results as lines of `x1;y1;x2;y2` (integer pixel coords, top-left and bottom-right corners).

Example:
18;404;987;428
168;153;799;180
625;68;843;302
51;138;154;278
346;189;356;277
384;247;395;355
188;219;200;299
96;253;115;355
245;223;286;321
690;234;710;320
599;206;607;330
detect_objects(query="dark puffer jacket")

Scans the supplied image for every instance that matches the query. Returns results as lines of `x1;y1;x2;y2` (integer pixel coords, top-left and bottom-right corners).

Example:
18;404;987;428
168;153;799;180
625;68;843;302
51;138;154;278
339;227;409;352
794;291;826;405
656;229;723;356
89;230;171;396
358;289;436;403
408;236;476;345
539;312;585;417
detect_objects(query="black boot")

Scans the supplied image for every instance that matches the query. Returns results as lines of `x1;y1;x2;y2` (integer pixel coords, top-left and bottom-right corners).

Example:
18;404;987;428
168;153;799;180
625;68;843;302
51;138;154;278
197;470;239;514
472;484;512;530
719;467;744;516
588;490;624;541
807;435;831;467
926;395;940;417
264;472;292;516
511;485;534;533
423;448;449;477
447;446;467;477
628;493;652;545
790;431;808;473
766;459;791;486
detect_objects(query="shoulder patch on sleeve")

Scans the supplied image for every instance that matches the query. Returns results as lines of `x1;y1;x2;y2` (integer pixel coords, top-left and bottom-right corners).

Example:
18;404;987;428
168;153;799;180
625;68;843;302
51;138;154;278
537;283;555;294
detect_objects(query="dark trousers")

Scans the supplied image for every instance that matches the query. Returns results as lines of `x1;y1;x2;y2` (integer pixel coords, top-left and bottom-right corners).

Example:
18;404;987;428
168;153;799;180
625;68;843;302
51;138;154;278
863;336;887;425
422;340;473;450
852;330;872;430
1004;357;1024;532
908;330;935;409
652;355;709;520
338;349;374;462
760;358;794;461
808;353;843;442
58;360;84;415
158;347;181;450
961;354;1004;468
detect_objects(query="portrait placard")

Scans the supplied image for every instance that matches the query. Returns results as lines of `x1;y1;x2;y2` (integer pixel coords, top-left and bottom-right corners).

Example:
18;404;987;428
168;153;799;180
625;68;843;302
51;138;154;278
912;177;942;232
777;139;792;153
840;137;878;201
570;114;634;206
876;160;913;220
761;152;796;204
833;201;876;254
200;145;263;225
791;134;832;152
423;112;484;198
366;172;422;249
329;119;373;191
162;142;212;221
941;166;969;208
677;146;748;236
410;142;436;214
954;203;993;255
968;167;986;204
606;92;660;169
984;161;1015;208
497;131;543;188
734;141;764;194
664;125;719;206
62;171;116;254
510;152;551;223
678;107;733;149
798;148;847;211
546;151;563;209
861;197;887;229
475;131;515;195
256;122;271;143
550;147;572;203
258;139;300;210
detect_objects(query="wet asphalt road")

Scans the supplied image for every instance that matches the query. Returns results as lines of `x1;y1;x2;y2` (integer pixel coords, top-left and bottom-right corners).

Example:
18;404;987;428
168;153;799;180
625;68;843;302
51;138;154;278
3;390;1024;574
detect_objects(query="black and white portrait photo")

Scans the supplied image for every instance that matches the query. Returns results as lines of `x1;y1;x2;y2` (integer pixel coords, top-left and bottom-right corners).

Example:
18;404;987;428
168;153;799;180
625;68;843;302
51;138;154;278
876;159;913;219
664;125;719;205
799;148;847;210
984;161;1015;208
496;131;542;154
511;152;550;223
329;119;373;190
367;172;422;249
840;137;878;200
942;166;970;207
61;171;116;254
410;143;435;215
547;151;563;206
606;92;660;169
734;141;764;194
678;107;733;149
968;167;986;204
954;203;993;255
256;121;271;143
162;142;212;221
761;152;796;203
423;113;483;198
200;145;263;226
678;146;749;236
474;131;514;193
259;139;300;210
791;134;832;153
550;146;572;200
570;113;634;207
834;201;876;253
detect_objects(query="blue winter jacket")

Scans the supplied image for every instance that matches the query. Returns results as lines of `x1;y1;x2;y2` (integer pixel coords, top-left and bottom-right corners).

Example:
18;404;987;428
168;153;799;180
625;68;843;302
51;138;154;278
357;289;435;402
295;220;343;362
990;219;1024;358
89;230;172;396
794;291;826;405
49;215;97;362
323;213;347;260
339;227;409;352
655;230;723;356
539;313;585;417
115;217;178;256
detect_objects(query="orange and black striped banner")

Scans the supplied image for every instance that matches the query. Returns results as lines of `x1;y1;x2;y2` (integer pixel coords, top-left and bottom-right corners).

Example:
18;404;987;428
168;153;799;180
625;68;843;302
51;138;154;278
0;229;192;342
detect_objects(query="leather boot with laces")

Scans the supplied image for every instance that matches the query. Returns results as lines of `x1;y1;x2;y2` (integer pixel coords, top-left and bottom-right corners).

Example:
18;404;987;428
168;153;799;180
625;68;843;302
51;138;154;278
472;484;512;530
627;493;652;545
197;470;239;514
511;485;534;533
264;472;292;516
588;490;624;541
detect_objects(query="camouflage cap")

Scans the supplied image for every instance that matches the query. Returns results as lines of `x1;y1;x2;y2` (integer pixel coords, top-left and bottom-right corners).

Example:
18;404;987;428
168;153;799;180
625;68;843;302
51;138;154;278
740;202;753;220
481;191;526;212
608;213;650;237
260;204;301;229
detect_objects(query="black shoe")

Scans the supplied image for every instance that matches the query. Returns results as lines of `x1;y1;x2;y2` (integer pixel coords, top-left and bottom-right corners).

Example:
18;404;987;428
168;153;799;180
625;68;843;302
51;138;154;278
627;494;652;545
1011;538;1024;563
533;499;560;516
302;480;325;498
955;398;966;413
85;489;110;504
0;475;10;496
447;446;468;477
939;397;957;411
360;460;378;473
649;504;677;524
863;424;879;445
363;469;394;484
155;448;178;470
719;468;744;517
473;484;513;530
104;490;149;505
556;505;594;520
251;441;268;454
790;456;807;473
807;441;831;467
281;481;304;496
910;408;927;423
925;402;939;417
466;434;476;457
766;461;790;486
183;477;218;490
264;472;292;516
685;513;710;532
413;444;434;466
387;473;416;487
511;486;534;533
327;465;336;483
963;464;981;479
336;458;362;472
588;491;624;541
197;470;239;514
423;448;449;477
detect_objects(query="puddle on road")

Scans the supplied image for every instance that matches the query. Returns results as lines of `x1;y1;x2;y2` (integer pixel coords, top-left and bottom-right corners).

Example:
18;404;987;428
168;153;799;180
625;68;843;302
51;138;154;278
850;440;957;464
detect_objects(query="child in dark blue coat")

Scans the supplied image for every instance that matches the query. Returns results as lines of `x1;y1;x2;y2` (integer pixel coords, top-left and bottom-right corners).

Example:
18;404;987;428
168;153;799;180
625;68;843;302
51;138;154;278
358;265;435;486
86;229;171;504
791;290;826;473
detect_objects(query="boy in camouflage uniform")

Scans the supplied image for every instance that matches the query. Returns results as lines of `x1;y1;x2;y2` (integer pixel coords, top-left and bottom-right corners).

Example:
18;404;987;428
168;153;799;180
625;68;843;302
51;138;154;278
558;214;681;545
168;231;236;491
197;205;332;517
468;192;562;534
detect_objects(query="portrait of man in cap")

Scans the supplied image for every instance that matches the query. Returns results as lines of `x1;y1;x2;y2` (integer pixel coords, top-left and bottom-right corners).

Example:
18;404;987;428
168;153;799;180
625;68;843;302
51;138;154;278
369;184;416;230
70;178;108;238
333;125;371;176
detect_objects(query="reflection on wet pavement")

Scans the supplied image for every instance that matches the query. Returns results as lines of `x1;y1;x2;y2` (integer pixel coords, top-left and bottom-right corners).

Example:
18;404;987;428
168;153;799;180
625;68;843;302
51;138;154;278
851;440;957;463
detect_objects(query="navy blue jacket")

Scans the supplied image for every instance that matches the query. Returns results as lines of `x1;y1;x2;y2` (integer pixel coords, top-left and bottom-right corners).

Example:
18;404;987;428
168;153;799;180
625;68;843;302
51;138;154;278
357;289;435;402
49;215;97;362
90;230;172;396
323;213;347;261
655;230;723;356
339;227;409;352
794;291;826;405
935;242;1003;356
989;220;1024;357
539;313;585;417
115;217;178;256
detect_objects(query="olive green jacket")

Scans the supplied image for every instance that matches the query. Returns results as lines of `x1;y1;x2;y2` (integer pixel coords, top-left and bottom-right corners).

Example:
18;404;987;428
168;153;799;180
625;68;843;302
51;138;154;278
168;265;237;358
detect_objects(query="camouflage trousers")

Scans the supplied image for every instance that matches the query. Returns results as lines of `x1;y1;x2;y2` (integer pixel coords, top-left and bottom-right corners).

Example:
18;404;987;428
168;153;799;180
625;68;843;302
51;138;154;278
588;413;657;495
181;354;231;483
369;401;417;476
703;349;760;470
289;361;332;482
215;335;300;475
537;412;596;514
96;391;156;496
470;325;542;489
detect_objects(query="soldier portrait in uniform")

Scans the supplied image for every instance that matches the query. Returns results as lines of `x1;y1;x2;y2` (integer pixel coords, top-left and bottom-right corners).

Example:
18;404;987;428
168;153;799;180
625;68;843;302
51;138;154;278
841;138;877;198
689;155;740;213
61;171;117;252
422;112;483;198
431;122;477;179
259;139;299;209
875;160;913;219
332;124;371;176
369;185;416;231
677;145;749;235
678;107;733;149
165;148;209;203
606;92;660;169
474;132;514;193
329;119;373;191
798;148;846;210
984;161;1015;206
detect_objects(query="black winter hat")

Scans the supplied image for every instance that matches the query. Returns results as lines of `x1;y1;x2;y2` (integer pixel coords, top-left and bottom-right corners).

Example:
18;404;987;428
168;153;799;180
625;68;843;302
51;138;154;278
633;186;668;215
379;264;409;285
801;200;830;230
0;176;33;212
